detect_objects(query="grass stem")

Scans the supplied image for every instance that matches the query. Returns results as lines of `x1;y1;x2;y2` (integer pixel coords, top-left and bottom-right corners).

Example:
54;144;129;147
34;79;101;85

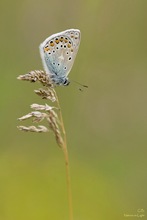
54;89;73;220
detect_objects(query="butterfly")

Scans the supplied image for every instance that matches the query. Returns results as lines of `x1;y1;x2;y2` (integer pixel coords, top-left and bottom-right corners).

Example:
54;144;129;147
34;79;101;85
39;29;81;86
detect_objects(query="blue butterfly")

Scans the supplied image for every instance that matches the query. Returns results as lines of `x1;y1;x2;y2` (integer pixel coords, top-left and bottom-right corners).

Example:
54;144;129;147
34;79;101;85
39;29;81;86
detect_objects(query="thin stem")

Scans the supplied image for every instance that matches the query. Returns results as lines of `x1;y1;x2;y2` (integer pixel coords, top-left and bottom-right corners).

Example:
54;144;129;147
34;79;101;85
53;89;73;220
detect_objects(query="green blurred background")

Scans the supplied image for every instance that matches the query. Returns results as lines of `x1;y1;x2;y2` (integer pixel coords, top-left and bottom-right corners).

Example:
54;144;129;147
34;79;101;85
0;0;147;219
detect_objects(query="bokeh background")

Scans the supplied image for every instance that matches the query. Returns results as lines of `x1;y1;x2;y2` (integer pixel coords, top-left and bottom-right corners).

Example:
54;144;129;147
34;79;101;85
0;0;147;219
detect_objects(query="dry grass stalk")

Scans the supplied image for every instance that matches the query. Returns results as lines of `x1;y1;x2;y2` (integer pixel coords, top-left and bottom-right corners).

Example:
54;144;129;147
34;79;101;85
34;88;56;101
17;70;53;87
17;125;48;133
17;70;73;220
17;70;63;147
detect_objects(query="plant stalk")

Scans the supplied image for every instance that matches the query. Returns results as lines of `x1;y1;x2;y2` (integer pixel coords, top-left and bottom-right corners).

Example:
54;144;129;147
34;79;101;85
54;89;73;220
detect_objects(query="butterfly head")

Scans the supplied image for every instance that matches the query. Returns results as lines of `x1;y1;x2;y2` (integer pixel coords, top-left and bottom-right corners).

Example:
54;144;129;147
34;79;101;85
63;78;70;86
51;75;70;86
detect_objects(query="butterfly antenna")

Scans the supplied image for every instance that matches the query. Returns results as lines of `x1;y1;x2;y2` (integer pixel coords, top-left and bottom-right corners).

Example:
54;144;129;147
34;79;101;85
71;80;88;91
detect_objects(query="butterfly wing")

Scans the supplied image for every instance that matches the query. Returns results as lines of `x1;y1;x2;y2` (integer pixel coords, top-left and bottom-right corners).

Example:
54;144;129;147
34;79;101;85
39;29;81;83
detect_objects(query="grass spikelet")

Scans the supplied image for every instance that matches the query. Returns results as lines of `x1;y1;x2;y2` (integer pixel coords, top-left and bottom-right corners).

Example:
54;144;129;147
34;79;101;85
17;125;49;133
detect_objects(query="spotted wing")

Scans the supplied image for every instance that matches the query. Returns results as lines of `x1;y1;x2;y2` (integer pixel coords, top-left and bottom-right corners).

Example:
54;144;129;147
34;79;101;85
39;29;81;79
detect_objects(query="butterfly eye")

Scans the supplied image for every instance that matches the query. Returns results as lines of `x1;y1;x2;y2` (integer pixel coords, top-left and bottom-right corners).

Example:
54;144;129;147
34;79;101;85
63;78;70;86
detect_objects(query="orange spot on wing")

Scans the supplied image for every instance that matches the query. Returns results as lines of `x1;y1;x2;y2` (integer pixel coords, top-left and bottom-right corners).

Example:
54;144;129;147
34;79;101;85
59;37;64;42
50;42;54;46
55;39;59;44
44;47;50;52
67;44;71;48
